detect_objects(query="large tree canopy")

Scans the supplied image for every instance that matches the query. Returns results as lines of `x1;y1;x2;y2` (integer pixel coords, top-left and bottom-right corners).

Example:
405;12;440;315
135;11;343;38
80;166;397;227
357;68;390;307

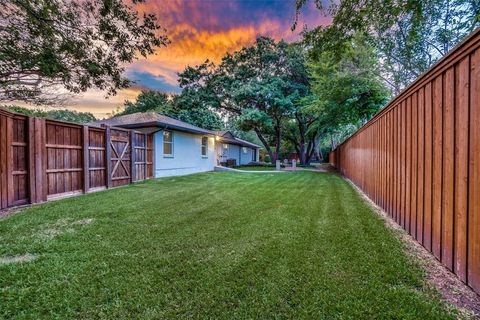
298;0;480;94
178;38;310;163
0;0;169;105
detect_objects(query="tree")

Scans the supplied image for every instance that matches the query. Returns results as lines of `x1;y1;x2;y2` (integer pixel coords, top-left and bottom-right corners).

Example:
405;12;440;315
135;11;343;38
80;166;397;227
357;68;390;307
116;91;172;116
2;105;96;123
178;38;310;163
171;92;224;130
116;90;223;130
224;117;263;146
297;0;480;94
283;98;321;164
306;33;390;149
0;0;169;105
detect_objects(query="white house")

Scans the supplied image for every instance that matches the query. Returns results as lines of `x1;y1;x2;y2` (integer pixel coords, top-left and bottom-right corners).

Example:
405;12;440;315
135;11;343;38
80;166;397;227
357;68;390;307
92;112;261;177
215;131;260;166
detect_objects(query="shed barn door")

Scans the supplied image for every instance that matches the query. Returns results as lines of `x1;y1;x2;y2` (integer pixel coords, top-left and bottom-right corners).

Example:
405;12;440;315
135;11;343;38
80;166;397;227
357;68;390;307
109;128;131;187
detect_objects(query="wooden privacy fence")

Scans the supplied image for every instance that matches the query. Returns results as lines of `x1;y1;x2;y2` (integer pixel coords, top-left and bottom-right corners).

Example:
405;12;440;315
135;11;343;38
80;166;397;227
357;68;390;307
0;109;154;210
329;28;480;293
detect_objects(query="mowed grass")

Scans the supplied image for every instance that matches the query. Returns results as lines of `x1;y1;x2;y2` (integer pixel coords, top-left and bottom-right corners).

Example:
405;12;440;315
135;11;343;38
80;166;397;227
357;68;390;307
0;172;454;319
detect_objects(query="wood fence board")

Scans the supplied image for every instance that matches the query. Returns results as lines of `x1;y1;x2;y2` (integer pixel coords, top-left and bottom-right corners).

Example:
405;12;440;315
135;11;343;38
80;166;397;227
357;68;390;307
389;110;394;217
442;67;455;270
83;126;90;193
395;105;400;223
417;87;425;243
0;114;7;209
411;92;418;239
424;82;433;251
401;101;406;228
454;56;469;281
406;96;412;233
468;48;480;292
432;75;443;260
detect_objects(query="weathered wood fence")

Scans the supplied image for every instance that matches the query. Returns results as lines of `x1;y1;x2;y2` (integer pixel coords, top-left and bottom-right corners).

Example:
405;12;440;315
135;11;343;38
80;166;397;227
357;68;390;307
329;28;480;293
0;109;154;210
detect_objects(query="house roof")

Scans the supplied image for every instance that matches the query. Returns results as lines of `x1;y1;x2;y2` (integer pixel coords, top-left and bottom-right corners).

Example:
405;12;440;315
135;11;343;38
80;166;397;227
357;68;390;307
91;113;261;148
90;112;215;135
216;131;261;149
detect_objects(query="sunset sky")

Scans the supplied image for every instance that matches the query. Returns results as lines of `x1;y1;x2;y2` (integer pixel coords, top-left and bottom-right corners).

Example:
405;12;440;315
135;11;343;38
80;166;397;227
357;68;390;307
68;0;332;118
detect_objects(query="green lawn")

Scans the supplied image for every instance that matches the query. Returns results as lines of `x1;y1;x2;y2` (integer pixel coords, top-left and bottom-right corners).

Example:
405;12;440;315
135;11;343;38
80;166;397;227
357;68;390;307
0;172;454;319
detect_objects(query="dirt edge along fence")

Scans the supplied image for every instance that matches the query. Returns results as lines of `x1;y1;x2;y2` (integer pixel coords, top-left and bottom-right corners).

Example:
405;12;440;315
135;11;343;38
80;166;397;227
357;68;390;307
329;28;480;294
0;109;154;210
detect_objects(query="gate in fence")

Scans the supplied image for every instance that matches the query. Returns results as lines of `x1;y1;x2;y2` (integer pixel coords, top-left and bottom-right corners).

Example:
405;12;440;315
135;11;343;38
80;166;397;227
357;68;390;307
0;109;154;210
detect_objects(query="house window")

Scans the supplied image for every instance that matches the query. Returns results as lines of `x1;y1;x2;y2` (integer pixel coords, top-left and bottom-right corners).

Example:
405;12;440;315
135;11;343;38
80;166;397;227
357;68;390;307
163;130;173;156
201;137;208;156
242;147;248;154
223;143;228;149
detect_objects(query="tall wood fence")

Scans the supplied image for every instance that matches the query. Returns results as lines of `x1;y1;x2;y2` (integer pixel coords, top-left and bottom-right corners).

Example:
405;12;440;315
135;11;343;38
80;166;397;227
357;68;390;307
329;28;480;293
0;109;154;210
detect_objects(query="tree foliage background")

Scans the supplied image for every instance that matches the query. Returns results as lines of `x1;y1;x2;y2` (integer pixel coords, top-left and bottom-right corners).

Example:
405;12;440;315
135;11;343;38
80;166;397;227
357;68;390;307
2;105;96;123
298;0;480;94
0;0;168;105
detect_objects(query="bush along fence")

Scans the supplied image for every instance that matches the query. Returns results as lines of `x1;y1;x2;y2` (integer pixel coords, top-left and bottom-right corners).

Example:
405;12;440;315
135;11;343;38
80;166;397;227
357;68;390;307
329;28;480;293
0;108;154;210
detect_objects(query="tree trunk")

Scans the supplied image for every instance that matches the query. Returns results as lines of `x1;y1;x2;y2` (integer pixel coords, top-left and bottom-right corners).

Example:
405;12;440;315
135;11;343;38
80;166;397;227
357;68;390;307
305;140;313;165
318;147;324;162
274;120;281;162
254;129;275;163
306;138;318;164
295;113;307;165
299;142;306;165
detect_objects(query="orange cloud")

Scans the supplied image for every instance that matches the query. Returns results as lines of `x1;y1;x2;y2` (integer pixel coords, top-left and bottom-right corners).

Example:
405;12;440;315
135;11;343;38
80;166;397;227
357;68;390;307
15;0;331;117
130;22;277;86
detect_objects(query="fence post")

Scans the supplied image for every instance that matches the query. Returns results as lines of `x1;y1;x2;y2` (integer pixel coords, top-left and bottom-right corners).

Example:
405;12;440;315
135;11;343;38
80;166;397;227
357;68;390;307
28;117;36;203
5;115;13;207
83;126;89;193
105;126;112;188
130;131;135;182
30;117;47;203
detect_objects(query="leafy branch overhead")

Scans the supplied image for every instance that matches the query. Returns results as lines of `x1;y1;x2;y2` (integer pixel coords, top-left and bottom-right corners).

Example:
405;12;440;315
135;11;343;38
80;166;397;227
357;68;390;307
0;0;169;105
297;0;480;94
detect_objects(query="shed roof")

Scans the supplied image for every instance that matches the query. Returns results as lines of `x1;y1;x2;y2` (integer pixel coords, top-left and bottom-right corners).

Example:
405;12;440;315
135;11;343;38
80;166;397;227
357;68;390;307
91;113;261;148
